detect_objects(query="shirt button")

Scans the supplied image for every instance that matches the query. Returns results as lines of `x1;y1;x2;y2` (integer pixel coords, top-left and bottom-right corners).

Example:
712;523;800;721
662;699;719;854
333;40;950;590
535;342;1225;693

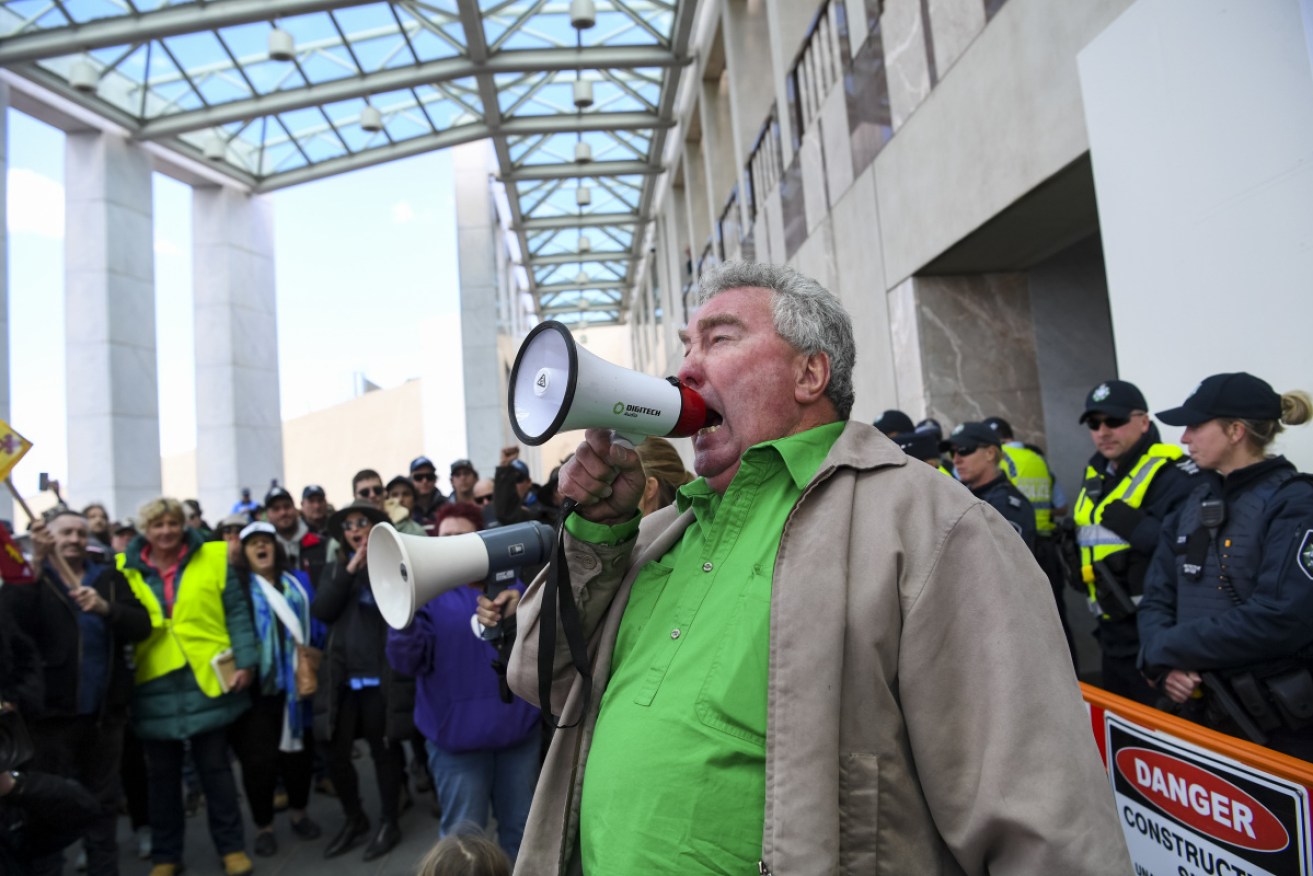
671;629;681;639
702;562;714;572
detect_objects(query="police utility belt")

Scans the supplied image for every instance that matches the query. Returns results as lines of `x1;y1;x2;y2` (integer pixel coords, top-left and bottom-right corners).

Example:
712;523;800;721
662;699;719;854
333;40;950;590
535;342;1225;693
1055;519;1139;620
1183;497;1313;741
1081;556;1139;622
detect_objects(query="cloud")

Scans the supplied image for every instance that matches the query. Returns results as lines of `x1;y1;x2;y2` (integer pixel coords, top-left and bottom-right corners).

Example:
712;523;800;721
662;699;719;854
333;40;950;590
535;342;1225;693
7;168;64;239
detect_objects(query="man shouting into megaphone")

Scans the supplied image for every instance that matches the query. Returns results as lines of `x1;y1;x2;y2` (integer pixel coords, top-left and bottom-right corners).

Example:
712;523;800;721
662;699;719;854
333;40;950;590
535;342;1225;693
506;262;1131;875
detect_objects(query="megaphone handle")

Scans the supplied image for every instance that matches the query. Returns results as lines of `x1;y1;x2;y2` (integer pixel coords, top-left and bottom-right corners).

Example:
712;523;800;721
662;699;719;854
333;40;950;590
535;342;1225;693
611;431;639;450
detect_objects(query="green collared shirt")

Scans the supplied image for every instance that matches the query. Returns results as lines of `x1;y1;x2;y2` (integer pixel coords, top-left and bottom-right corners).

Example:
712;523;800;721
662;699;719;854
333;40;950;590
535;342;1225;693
573;421;844;874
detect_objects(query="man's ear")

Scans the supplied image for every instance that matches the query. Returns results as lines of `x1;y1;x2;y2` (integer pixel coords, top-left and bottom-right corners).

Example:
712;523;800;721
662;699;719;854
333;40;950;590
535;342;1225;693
794;351;832;406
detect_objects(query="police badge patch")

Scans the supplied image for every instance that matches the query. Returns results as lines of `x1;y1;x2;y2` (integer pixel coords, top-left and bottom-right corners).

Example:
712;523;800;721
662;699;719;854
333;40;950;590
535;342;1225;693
1299;530;1313;581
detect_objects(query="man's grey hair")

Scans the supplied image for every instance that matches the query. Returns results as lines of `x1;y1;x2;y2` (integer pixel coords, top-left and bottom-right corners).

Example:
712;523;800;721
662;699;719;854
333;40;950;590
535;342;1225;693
692;261;856;420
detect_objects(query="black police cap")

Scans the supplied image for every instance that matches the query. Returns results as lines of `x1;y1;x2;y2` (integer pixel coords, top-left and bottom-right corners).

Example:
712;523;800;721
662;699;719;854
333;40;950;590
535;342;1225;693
1156;372;1282;427
940;421;1002;453
873;409;915;435
1079;380;1148;423
894;429;941;462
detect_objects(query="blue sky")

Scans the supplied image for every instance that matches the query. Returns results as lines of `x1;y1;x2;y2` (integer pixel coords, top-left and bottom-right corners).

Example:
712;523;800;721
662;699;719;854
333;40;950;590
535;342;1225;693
6;108;461;498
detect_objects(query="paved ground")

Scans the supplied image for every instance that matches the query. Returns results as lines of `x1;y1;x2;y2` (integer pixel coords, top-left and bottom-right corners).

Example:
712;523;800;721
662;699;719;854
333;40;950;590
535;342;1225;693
107;753;447;876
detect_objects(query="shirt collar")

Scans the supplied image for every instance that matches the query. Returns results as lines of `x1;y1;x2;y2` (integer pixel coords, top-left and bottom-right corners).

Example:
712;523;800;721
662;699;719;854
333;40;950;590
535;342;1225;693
675;420;846;512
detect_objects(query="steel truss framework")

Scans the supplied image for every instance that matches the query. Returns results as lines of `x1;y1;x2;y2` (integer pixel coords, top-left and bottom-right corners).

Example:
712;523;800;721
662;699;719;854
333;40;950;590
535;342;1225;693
0;0;695;325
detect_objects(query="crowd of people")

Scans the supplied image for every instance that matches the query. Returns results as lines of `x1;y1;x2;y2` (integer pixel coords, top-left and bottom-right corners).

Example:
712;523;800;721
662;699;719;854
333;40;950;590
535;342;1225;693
0;445;694;876
0;259;1310;875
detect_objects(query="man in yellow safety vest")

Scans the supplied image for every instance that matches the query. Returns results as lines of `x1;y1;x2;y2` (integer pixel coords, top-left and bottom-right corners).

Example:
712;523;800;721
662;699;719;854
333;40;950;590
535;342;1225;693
1070;380;1202;705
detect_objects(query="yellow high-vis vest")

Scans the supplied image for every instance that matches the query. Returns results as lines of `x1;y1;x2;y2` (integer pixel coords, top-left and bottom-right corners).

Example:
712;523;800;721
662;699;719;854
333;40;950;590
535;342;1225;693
118;541;233;698
1072;443;1183;606
1000;444;1056;534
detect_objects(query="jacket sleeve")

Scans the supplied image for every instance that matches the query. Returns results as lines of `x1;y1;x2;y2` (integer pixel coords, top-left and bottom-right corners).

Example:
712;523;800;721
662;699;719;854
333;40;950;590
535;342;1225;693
1136;505;1187;673
311;560;354;624
221;566;259;671
385;608;436;677
1141;489;1313;669
899;503;1132;874
507;530;636;716
94;567;152;643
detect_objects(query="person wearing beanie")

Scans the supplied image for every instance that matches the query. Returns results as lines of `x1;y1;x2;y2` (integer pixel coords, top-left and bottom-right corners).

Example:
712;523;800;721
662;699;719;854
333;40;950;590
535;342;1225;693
1138;374;1313;760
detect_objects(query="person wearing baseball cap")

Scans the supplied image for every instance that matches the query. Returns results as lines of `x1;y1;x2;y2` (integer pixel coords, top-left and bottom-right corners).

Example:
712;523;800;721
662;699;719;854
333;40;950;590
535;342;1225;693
1138;375;1313;759
1069;379;1201;706
893;426;946;472
300;485;329;536
408;457;445;536
448;459;479;505
265;487;329;589
873;409;915;437
944;422;1036;552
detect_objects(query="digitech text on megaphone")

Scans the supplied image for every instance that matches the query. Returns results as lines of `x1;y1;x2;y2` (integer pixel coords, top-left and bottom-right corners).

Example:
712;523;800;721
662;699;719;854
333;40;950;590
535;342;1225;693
368;520;556;630
508;320;709;446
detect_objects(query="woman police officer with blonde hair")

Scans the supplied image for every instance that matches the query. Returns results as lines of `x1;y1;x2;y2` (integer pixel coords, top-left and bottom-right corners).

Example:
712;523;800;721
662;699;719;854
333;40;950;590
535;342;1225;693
1138;373;1313;760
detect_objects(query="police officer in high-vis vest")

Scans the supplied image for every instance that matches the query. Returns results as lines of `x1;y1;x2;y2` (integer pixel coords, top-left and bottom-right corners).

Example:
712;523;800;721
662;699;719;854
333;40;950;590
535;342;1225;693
986;416;1074;660
1071;380;1201;705
1138;373;1313;761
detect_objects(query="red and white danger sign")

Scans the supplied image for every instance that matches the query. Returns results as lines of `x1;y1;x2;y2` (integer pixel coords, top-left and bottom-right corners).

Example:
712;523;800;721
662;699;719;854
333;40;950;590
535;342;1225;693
1104;712;1311;876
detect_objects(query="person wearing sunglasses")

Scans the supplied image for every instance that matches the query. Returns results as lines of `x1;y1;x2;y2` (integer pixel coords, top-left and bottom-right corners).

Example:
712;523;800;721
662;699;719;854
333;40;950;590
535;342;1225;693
1071;379;1202;706
1138;374;1313;759
409;457;447;537
943;422;1036;553
311;500;415;862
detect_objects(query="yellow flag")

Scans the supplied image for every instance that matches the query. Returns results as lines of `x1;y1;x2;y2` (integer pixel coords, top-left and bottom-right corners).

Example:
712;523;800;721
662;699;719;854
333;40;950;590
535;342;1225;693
0;420;32;481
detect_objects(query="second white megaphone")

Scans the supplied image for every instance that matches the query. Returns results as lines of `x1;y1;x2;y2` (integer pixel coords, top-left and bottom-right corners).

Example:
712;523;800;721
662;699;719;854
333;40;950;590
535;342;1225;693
367;520;556;629
508;320;708;446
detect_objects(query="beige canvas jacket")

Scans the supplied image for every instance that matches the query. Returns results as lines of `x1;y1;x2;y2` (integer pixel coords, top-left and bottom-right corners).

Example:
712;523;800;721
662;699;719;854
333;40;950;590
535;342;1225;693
508;422;1131;875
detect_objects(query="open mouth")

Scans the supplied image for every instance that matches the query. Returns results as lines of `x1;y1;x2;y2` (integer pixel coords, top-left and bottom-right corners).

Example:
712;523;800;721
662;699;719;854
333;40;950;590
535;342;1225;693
699;408;724;436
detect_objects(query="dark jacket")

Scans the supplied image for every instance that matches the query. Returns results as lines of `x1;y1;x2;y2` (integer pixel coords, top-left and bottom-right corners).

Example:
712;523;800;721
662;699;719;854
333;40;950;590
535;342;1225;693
0;562;150;719
970;474;1038;554
310;559;414;742
1139;457;1313;673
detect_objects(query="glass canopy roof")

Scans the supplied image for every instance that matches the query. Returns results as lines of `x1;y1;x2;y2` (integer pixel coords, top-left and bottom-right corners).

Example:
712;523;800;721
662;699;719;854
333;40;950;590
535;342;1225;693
0;0;695;325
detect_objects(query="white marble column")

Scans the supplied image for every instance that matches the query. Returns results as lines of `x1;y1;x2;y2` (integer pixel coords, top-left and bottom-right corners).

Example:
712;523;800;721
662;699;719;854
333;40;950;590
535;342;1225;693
192;186;283;519
452;141;504;477
0;83;11;525
64;131;162;519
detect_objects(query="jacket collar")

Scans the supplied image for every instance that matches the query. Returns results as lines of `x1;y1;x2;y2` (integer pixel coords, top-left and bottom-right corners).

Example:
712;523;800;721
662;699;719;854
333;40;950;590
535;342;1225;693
811;420;910;486
124;527;207;573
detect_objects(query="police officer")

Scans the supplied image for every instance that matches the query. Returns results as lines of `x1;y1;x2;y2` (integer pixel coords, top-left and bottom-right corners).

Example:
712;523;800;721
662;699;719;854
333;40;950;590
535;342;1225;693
1138;373;1313;760
1072;380;1200;705
986;416;1074;662
945;422;1037;552
893;425;945;470
873;409;915;437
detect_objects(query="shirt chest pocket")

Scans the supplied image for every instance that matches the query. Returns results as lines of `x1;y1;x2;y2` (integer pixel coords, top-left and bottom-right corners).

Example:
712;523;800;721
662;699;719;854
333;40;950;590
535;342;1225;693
694;564;771;747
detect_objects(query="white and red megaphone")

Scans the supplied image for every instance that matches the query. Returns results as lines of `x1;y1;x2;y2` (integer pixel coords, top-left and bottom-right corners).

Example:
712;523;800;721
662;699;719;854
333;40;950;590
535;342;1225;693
508;320;708;447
